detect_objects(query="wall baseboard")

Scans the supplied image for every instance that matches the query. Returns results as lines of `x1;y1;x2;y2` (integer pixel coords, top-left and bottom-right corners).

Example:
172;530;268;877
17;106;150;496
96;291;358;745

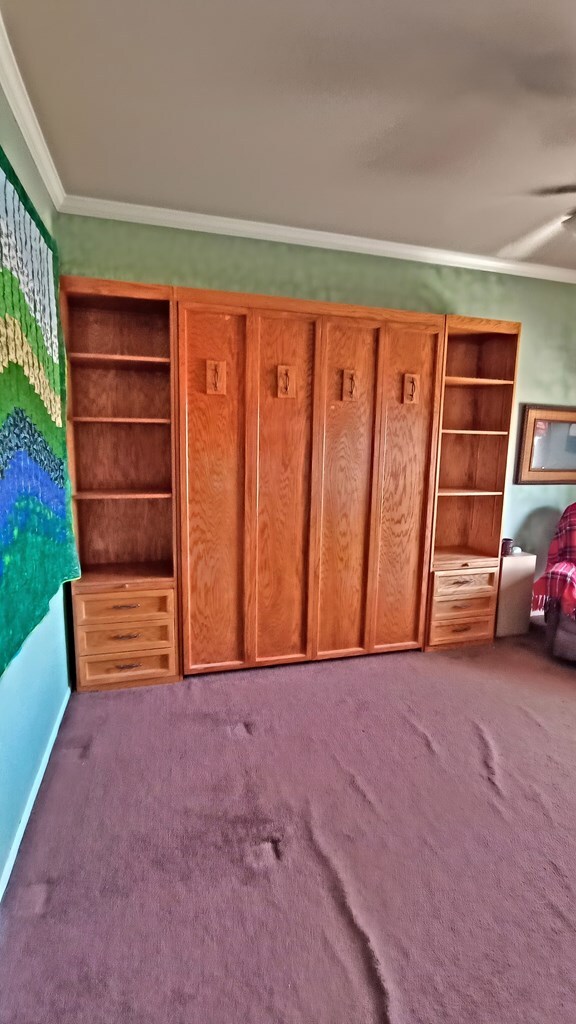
0;689;70;901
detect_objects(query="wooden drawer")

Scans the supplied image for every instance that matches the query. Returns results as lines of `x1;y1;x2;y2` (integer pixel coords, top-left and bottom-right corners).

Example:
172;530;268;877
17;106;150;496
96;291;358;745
433;568;498;600
74;588;174;626
77;619;174;656
431;594;496;622
77;647;177;689
429;616;494;646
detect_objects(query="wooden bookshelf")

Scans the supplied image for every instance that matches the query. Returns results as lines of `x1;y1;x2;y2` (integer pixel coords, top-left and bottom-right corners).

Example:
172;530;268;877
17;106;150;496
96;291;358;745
62;277;181;691
427;315;521;647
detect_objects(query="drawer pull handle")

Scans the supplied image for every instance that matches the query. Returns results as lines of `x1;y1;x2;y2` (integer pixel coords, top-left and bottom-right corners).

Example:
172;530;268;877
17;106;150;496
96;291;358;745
452;625;471;634
112;602;140;610
113;633;141;641
462;562;470;567
451;579;472;588
452;604;468;610
116;662;142;671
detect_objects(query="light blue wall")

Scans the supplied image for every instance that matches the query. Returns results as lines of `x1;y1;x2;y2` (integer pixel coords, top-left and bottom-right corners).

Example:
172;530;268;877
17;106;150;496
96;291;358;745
0;592;70;895
0;89;70;898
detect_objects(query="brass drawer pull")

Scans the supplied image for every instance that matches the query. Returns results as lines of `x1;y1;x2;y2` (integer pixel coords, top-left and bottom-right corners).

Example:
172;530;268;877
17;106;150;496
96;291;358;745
452;625;471;634
112;602;140;610
450;579;472;587
116;662;142;671
113;633;141;641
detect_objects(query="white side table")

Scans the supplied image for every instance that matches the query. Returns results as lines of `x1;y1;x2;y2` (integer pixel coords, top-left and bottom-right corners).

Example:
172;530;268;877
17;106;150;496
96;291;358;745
496;553;537;637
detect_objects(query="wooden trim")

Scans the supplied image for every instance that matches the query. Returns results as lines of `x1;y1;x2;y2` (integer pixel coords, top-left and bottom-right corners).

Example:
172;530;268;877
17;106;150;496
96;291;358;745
445;314;521;335
417;323;446;645
244;312;260;665
307;318;328;659
61;275;173;301
364;325;387;652
176;285;445;328
177;300;192;675
169;294;182;677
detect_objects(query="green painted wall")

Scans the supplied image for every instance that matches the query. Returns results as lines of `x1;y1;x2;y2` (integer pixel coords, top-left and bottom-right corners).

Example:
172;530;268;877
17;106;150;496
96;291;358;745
58;213;576;564
0;91;70;898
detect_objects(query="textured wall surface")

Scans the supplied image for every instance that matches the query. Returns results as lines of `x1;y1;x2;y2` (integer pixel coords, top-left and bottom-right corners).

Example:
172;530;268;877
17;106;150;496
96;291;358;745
58;213;576;559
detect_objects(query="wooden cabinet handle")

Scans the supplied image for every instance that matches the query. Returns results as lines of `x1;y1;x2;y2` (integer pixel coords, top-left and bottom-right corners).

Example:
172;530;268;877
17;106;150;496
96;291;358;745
112;602;140;610
451;579;472;588
282;367;290;394
115;662;142;671
349;371;356;398
113;633;141;641
452;624;471;634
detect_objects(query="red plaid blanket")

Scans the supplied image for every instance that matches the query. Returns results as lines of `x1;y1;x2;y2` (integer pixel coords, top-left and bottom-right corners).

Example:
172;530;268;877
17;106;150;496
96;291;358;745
532;502;576;617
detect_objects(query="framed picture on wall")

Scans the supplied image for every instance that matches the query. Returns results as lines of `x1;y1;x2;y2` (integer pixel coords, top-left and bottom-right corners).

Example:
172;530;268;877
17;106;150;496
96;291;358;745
516;405;576;483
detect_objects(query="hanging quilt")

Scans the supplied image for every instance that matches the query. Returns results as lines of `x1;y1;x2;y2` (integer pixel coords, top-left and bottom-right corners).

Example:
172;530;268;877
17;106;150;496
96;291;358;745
0;147;79;675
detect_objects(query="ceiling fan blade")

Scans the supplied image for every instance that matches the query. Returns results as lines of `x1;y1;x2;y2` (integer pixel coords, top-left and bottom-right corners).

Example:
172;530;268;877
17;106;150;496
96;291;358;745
496;215;566;260
531;185;576;196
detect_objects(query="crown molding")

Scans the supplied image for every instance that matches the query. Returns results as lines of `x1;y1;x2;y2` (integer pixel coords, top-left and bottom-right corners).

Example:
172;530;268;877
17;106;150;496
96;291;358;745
0;13;65;208
61;193;576;285
3;6;576;287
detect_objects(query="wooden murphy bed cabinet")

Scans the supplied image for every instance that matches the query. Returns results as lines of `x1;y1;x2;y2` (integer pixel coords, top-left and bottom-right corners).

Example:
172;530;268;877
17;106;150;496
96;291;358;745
427;316;521;648
61;278;181;691
178;292;444;674
62;278;520;689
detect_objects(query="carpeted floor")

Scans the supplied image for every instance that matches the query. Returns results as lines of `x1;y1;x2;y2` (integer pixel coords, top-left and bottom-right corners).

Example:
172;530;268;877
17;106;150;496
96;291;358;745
1;634;576;1023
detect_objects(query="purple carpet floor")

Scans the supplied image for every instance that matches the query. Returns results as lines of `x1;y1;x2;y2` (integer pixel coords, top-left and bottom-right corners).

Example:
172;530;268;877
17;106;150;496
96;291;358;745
2;634;576;1023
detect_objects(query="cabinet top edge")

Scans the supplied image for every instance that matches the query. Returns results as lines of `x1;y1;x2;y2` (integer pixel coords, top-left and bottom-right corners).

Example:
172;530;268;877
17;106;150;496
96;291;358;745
60;275;174;302
446;314;521;334
176;285;447;325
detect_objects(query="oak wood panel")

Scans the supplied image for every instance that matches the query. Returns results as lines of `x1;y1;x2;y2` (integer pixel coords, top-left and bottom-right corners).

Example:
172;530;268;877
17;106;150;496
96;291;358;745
180;307;246;671
61;276;173;302
66;295;171;357
77;647;177;690
434;567;498;598
439;433;507;493
77;497;174;566
445;315;521;336
70;365;171;420
255;313;316;660
431;594;496;621
434;494;504;560
428;616;494;646
317;319;378;655
74;423;172;492
77;619;175;655
74;587;174;625
372;323;440;648
74;561;174;589
176;286;444;330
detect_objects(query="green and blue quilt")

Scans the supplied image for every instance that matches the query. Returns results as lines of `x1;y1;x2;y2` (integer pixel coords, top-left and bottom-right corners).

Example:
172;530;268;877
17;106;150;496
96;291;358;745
0;147;79;675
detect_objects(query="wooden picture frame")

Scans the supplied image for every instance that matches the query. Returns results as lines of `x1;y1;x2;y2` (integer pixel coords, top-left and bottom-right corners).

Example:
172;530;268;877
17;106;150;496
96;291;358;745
516;404;576;483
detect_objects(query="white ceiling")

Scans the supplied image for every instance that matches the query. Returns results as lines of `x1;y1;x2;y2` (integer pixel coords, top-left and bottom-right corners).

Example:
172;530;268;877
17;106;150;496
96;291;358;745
4;0;576;269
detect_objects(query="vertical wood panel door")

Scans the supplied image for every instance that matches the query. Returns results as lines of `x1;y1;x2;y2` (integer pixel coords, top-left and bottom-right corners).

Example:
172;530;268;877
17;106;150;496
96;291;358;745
369;320;442;649
254;313;317;661
180;307;247;672
316;319;379;656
